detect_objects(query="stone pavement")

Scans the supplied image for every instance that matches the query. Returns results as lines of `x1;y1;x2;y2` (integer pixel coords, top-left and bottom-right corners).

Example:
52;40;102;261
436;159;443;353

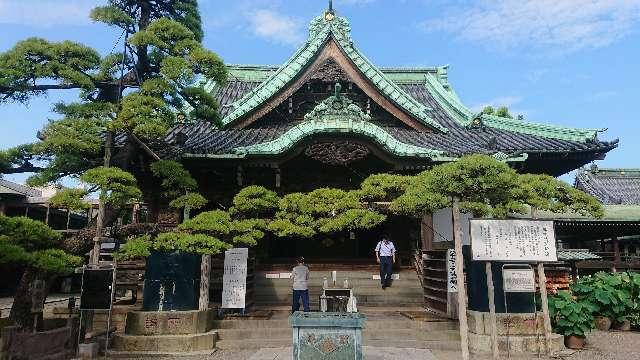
248;347;438;360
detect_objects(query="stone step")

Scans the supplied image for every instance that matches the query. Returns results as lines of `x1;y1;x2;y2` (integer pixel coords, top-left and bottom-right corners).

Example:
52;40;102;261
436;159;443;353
216;328;460;342
252;286;424;296
215;338;461;350
213;319;457;331
255;272;420;281
255;293;424;304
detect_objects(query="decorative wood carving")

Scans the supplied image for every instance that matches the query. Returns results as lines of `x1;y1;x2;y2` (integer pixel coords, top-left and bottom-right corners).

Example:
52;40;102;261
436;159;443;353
310;58;349;83
304;141;370;165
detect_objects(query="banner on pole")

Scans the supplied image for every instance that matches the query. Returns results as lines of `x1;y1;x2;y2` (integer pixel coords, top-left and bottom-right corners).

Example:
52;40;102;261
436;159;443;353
470;219;557;262
222;248;248;309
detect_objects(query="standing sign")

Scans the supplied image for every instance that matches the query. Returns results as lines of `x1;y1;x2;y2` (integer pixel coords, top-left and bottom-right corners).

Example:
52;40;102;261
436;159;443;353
470;219;557;262
80;267;115;310
503;268;536;293
447;249;458;293
222;248;249;309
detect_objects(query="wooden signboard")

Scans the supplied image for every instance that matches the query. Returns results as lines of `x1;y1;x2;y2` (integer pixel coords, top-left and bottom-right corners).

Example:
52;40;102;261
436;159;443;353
222;248;249;309
470;219;557;262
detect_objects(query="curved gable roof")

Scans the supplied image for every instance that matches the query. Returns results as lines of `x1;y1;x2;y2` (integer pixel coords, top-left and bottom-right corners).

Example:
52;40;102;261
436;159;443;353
213;11;447;133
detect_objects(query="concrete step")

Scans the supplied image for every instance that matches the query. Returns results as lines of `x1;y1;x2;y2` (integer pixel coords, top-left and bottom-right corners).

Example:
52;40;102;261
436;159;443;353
256;271;420;280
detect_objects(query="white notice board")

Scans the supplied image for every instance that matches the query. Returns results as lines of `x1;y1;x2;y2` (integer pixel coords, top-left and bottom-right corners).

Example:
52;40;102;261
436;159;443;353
502;269;536;293
222;248;248;309
470;219;557;262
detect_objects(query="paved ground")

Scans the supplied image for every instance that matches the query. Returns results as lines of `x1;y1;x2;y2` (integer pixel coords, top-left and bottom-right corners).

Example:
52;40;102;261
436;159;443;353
119;330;638;360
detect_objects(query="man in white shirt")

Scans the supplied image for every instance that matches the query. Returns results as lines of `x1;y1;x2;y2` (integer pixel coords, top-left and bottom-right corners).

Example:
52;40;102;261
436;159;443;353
291;256;310;312
375;235;396;289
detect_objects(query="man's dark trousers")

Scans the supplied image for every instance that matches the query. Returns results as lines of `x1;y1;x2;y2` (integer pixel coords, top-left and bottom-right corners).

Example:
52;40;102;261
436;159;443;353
379;256;393;287
292;289;310;312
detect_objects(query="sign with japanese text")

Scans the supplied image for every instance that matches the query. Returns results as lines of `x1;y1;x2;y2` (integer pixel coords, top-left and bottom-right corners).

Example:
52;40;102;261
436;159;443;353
447;249;458;293
222;248;248;309
502;269;536;293
470;219;557;262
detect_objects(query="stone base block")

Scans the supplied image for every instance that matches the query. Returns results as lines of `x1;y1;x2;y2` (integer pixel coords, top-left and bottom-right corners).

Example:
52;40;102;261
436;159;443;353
78;342;100;359
125;310;214;336
111;331;217;353
468;310;544;335
469;332;564;355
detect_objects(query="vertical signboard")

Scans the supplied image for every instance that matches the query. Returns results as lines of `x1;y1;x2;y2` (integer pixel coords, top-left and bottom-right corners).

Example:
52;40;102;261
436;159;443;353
447;249;458;293
222;248;249;309
470;219;557;262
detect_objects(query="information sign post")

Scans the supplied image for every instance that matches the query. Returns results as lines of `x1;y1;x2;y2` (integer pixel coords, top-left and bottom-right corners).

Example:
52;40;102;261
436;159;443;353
221;248;249;311
470;219;558;358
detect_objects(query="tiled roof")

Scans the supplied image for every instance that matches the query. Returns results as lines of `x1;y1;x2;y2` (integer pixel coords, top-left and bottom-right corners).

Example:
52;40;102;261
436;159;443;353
575;167;640;205
0;179;41;197
170;9;617;169
557;250;601;261
173;80;615;159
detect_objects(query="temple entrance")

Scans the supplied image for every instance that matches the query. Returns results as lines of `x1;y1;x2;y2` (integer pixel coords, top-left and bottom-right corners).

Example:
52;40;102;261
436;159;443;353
256;215;420;265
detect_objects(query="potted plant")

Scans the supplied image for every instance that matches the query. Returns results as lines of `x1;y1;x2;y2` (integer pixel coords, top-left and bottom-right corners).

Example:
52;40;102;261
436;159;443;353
549;290;596;349
571;272;632;331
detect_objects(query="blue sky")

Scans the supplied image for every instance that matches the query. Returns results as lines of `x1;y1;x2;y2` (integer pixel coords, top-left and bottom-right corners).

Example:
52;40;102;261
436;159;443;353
1;0;639;184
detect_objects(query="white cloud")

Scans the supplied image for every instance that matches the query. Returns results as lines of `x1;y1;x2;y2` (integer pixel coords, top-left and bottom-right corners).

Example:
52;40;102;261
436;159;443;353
0;0;99;27
422;0;640;53
248;9;305;46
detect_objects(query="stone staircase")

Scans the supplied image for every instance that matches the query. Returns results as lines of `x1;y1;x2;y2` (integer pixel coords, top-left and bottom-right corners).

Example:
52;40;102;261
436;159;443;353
253;267;425;308
213;308;460;350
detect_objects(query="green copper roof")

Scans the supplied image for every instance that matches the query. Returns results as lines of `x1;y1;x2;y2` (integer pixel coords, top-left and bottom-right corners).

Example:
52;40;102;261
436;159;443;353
231;119;450;159
423;72;605;143
218;10;447;132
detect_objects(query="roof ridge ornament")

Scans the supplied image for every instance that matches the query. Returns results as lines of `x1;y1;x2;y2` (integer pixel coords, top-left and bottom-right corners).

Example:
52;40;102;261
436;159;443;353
304;92;371;123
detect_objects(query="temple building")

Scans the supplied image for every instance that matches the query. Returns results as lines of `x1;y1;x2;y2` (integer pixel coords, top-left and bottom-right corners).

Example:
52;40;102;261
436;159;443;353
552;167;640;273
166;6;617;264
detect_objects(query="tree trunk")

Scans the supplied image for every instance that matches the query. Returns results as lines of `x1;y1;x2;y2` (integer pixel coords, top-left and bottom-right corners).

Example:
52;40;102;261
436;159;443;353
9;268;36;330
91;131;113;265
198;255;211;311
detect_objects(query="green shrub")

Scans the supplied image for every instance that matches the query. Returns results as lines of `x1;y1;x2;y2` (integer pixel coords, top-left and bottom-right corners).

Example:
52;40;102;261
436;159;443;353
571;272;632;322
548;290;596;337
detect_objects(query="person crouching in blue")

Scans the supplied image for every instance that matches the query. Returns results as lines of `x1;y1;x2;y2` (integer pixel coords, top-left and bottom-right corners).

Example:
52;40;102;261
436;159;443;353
292;256;310;313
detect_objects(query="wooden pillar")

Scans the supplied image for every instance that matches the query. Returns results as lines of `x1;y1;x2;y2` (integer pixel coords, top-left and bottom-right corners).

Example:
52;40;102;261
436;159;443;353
45;205;50;225
0;201;6;216
452;198;470;360
132;203;140;224
24;206;30;217
613;237;621;261
275;167;281;189
66;209;71;230
421;214;434;251
236;166;243;187
537;263;553;355
486;262;499;359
